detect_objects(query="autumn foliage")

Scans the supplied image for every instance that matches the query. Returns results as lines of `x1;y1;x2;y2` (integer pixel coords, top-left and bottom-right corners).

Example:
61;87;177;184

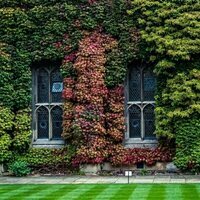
60;30;172;166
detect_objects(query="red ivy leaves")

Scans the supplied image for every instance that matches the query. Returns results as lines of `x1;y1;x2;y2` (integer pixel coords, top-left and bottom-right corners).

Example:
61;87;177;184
109;145;173;166
63;52;77;63
61;30;173;167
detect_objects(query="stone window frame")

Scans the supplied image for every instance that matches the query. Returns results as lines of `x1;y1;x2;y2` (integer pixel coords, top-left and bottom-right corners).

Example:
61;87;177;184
31;62;64;147
124;63;158;148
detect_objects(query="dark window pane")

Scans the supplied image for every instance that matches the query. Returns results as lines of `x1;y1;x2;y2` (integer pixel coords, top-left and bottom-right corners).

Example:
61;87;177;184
51;69;63;103
37;107;49;139
129;67;141;101
144;104;156;139
52;106;63;139
129;105;141;138
37;69;49;103
143;68;156;101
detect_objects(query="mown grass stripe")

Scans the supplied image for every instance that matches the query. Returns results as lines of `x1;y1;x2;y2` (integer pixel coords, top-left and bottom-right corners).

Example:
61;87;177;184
73;184;108;200
165;184;182;200
16;186;49;200
105;184;137;200
128;184;152;200
0;185;22;195
57;184;95;200
0;185;39;200
5;185;50;200
14;185;48;200
181;184;200;200
19;185;68;200
95;185;124;200
37;184;79;200
1;183;200;200
196;184;200;196
21;185;66;200
146;184;165;200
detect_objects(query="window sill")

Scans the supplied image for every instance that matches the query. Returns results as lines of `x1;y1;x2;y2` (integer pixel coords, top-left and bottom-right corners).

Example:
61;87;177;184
124;138;158;148
32;139;65;148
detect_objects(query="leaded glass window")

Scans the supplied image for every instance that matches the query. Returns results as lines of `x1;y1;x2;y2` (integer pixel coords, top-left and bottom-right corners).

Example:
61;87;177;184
144;104;155;138
143;68;156;101
129;105;141;138
37;106;49;139
51;106;63;139
51;69;63;103
129;67;141;101
127;65;156;140
37;69;49;103
33;64;63;142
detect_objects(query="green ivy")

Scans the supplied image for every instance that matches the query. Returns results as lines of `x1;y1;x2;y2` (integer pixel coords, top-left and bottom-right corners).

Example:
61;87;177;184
0;106;32;163
9;161;31;177
0;106;14;163
155;69;200;138
129;0;200;67
0;106;14;136
0;0;199;171
15;148;68;166
0;45;14;108
0;134;12;163
174;118;200;172
12;109;31;153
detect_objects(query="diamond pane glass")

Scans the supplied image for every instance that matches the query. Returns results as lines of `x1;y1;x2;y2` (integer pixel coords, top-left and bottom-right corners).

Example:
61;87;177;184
52;106;63;139
143;68;156;101
51;69;63;103
129;105;141;138
37;69;49;103
144;104;155;139
129;67;141;101
37;107;49;139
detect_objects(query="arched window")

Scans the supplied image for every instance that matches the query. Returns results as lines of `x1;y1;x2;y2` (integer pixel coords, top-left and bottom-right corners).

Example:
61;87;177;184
125;64;157;146
32;62;64;147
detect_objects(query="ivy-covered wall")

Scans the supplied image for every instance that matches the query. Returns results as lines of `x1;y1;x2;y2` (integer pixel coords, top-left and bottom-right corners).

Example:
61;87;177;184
0;0;199;172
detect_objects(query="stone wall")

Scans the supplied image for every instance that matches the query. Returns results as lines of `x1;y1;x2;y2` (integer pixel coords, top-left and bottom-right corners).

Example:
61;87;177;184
81;162;170;175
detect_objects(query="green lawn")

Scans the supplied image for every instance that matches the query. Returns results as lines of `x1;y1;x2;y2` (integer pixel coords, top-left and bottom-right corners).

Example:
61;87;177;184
0;184;199;200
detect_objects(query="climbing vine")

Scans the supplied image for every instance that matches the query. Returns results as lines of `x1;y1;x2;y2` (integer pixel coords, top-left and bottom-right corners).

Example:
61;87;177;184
128;0;200;170
0;0;199;171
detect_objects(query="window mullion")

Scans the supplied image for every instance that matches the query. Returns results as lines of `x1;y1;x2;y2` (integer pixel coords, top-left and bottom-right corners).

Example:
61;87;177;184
126;70;130;139
48;69;51;104
49;107;52;140
141;105;144;140
33;69;37;141
126;70;129;102
140;67;143;102
48;69;52;140
35;109;38;141
126;103;131;140
140;68;144;139
35;69;38;103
